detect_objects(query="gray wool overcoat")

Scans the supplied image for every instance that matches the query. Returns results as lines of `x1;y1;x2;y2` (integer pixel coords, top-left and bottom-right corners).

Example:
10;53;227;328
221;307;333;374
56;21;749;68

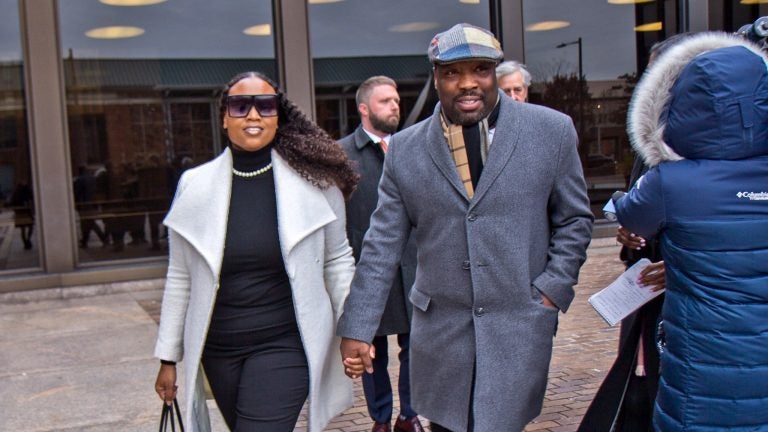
337;95;593;432
340;126;416;336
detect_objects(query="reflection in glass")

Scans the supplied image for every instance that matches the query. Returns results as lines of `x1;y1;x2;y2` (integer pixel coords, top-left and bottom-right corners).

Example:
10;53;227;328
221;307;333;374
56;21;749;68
523;0;672;216
0;0;39;271
59;0;276;263
308;0;491;138
723;1;768;32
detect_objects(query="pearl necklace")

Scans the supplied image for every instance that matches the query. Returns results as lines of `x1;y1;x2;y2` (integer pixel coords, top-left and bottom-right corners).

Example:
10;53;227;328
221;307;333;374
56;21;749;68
232;162;273;178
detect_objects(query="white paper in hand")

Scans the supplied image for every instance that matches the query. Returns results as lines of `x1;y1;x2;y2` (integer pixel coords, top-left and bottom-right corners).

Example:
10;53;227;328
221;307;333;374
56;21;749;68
588;258;664;326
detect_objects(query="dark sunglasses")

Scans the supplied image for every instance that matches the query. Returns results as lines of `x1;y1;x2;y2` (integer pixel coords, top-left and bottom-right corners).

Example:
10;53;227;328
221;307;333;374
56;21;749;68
226;94;279;118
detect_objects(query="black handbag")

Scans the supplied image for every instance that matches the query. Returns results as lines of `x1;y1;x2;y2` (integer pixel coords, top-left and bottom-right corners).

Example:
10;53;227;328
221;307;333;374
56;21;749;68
159;398;185;432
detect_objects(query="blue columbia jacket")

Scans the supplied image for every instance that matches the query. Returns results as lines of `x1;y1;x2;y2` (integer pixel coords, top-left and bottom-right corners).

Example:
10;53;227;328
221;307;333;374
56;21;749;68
616;33;768;431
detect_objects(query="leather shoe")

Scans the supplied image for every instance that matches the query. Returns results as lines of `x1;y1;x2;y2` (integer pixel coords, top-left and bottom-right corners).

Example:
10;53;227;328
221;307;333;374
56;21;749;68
394;416;424;432
371;421;391;432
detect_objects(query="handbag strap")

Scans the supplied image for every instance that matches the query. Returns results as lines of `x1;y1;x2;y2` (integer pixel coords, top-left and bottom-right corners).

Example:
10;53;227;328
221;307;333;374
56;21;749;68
159;403;168;432
159;399;185;432
174;398;185;432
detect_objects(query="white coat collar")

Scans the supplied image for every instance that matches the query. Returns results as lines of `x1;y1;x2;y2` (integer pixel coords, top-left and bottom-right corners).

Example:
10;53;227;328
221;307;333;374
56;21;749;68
164;147;337;277
272;151;337;258
164;149;232;277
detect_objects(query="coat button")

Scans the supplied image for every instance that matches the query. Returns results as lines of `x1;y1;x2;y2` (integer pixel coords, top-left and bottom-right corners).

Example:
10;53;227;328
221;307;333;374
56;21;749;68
462;260;471;270
467;214;477;221
474;307;485;317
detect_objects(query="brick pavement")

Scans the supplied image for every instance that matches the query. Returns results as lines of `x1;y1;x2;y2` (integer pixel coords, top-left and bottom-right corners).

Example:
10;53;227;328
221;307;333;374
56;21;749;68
524;244;624;432
143;240;625;431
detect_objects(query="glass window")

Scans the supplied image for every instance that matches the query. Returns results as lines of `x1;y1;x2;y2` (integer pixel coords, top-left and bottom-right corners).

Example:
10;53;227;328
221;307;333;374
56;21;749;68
58;0;276;263
308;0;491;138
720;1;768;32
0;0;39;271
522;0;676;216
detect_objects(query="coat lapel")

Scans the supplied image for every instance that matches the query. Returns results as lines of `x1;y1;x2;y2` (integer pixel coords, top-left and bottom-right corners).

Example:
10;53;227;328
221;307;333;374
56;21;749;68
470;97;521;209
272;152;336;257
425;104;471;201
163;149;232;277
163;149;338;277
354;125;373;150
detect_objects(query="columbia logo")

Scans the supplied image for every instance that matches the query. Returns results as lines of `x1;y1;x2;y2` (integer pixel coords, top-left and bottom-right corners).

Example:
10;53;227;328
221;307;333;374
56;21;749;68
736;191;768;200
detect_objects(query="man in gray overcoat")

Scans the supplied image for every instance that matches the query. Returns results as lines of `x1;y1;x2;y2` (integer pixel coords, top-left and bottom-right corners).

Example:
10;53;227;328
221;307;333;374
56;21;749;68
340;76;422;432
337;23;593;432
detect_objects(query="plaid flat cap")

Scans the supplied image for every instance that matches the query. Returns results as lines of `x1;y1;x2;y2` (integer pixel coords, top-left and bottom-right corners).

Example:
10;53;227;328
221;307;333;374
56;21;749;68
428;23;504;65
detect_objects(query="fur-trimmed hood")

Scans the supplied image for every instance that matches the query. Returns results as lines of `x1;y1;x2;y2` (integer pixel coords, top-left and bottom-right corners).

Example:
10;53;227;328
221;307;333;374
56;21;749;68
628;32;768;166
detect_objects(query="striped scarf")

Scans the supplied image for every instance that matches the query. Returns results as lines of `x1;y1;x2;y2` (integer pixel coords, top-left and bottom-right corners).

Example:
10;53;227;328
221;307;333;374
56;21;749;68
439;113;491;199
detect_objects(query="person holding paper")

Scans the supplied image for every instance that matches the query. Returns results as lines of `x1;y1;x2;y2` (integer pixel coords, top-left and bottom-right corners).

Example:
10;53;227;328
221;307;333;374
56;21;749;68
579;34;698;432
614;32;768;431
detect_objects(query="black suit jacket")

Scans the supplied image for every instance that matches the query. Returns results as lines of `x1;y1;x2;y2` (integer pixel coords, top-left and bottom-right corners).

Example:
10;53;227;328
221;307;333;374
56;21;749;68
339;125;415;336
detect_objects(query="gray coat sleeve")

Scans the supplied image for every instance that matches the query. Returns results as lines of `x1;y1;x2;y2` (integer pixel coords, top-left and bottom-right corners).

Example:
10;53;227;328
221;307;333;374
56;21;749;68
336;136;412;342
531;117;594;312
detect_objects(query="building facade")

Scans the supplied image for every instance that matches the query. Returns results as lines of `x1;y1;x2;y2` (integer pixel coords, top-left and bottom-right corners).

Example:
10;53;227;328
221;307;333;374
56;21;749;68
1;0;765;290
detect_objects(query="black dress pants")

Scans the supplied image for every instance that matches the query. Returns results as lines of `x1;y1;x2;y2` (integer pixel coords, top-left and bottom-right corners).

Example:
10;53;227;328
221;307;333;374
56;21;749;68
615;374;653;432
362;333;417;423
202;329;308;432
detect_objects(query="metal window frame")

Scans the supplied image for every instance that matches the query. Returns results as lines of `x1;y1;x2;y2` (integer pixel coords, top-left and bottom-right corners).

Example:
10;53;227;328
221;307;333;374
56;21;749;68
493;0;526;63
20;0;76;275
274;0;315;119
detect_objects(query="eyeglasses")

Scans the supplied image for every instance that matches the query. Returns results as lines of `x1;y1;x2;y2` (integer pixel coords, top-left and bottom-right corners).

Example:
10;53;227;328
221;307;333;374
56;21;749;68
226;94;279;118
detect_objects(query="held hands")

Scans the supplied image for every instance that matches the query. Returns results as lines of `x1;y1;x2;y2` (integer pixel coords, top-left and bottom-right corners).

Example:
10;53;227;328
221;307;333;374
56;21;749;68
340;338;375;379
155;363;178;405
616;226;646;250
638;260;666;292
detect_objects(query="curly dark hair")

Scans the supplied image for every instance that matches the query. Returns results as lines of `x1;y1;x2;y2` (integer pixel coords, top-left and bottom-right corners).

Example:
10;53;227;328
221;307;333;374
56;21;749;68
219;71;359;198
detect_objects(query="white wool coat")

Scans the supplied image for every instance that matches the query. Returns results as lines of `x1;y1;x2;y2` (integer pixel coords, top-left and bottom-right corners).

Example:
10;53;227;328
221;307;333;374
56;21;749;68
154;148;354;432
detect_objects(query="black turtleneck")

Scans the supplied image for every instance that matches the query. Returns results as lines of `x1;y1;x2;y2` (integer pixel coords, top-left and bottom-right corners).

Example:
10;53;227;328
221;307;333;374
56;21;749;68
205;145;298;353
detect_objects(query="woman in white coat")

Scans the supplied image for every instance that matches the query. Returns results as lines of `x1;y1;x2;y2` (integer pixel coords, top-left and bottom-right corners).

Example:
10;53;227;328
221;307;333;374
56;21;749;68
154;71;358;432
